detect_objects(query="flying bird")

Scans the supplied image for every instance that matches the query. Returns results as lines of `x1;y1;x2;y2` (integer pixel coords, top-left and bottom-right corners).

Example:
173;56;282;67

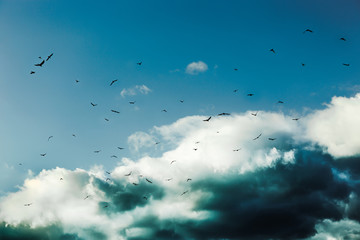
234;68;238;71
143;196;148;200
268;138;276;141
104;118;109;121
269;49;275;54
203;116;211;122
129;101;136;104
251;112;258;116
106;171;111;175
110;79;118;86
247;93;254;96
30;71;35;74
253;133;262;140
94;150;101;153
137;61;142;65
111;110;120;114
292;118;300;121
103;205;108;208
24;203;32;207
46;53;53;61
48;136;53;141
132;182;138;186
155;142;160;145
303;29;313;33
181;191;189;196
111;155;118;158
72;134;76;137
340;37;346;41
343;63;350;66
170;160;176;164
106;178;111;181
277;101;284;104
124;171;132;177
186;178;192;182
60;178;63;180
218;113;230;116
34;60;45;67
90;102;97;107
84;195;90;200
118;147;124;150
146;178;153;184
193;148;198;151
233;89;238;93
161;109;168;112
165;178;173;181
75;79;79;83
233;148;241;151
40;153;46;157
180;100;184;103
301;63;306;67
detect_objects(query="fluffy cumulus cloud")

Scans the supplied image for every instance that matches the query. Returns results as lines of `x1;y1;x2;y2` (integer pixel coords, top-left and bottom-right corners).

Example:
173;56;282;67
185;61;208;75
1;94;360;239
120;85;152;98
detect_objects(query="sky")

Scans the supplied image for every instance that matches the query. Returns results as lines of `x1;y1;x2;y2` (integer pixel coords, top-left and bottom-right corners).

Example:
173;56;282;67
0;0;360;239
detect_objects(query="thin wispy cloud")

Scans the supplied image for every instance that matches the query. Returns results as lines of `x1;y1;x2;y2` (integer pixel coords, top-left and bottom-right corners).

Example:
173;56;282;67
185;61;208;75
120;85;152;98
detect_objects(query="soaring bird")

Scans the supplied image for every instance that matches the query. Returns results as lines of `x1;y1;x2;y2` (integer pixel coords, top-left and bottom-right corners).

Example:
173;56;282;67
233;89;238;93
343;63;350;66
111;110;120;114
303;29;313;33
247;93;254;96
129;101;136;104
193;148;198;151
106;178;111;181
118;147;124;150
137;61;142;65
155;142;160;145
48;136;53;141
94;150;101;153
218;113;230;116
30;71;35;74
253;133;262;140
106;171;111;175
146;178;153;183
24;203;33;206
292;118;300;121
72;134;76;137
180;100;184;103
203;116;211;122
84;195;90;200
269;49;275;54
103;205;108;208
46;53;53;61
91;102;97;107
111;155;118;158
104;118;109;121
251;112;258;116
162;109;167;112
60;178;63;180
181;191;189;196
340;37;346;41
132;182;138;186
233;148;241;151
110;79;118;86
124;171;132;177
165;178;173;181
268;138;276;141
234;68;238;71
277;100;284;104
301;63;306;67
143;196;148;200
35;60;45;67
40;153;46;157
186;178;192;182
75;79;80;83
170;160;176;164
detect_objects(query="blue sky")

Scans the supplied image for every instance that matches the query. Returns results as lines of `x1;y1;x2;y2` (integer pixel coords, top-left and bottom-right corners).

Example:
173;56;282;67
0;1;360;239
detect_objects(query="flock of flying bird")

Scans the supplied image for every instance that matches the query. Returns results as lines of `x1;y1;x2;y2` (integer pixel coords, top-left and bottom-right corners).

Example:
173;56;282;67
23;29;350;207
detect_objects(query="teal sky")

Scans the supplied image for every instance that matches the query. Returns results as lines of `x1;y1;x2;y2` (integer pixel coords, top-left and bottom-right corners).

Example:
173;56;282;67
0;0;360;193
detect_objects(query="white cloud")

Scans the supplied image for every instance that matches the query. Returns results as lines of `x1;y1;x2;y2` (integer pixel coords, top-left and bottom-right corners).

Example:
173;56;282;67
304;93;360;158
185;61;208;75
127;131;156;152
120;85;152;98
307;219;360;240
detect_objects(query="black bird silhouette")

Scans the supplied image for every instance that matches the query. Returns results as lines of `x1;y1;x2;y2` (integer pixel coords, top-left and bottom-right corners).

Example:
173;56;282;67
277;101;284;104
234;68;238;71
233;89;238;93
75;79;80;83
155;142;160;145
30;71;35;74
19;163;22;166
292;118;300;121
84;195;90;200
233;148;241;151
251;112;258;116
103;205;108;208
118;147;124;150
218;113;230;116
40;153;46;157
195;141;200;144
343;63;350;66
301;63;306;67
60;178;63;180
186;178;192;182
35;60;45;67
94;150;101;153
111;110;120;114
46;53;53;61
129;101;136;104
143;196;148;200
253;133;262;140
203;116;211;122
181;191;189;196
106;171;111;175
24;203;33;206
137;61;142;65
180;100;184;103
269;49;275;54
110;79;118;86
268;138;276;141
104;118;109;121
91;102;97;107
166;178;173;181
72;134;76;137
340;37;346;41
170;160;176;164
146;178;153;184
247;93;254;96
162;109;167;112
193;148;198;151
132;182;138;186
303;29;313;33
124;171;132;176
48;136;53;141
111;155;118;158
106;178;111;181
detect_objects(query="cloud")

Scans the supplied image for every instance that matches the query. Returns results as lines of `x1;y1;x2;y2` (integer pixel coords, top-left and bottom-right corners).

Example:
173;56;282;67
185;61;208;75
1;94;360;239
120;85;152;98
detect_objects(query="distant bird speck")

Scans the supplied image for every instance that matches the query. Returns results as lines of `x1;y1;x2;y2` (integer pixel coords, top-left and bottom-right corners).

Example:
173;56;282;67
343;63;350;67
340;37;346;41
40;153;46;157
203;116;211;122
303;29;313;33
91;102;97;107
268;138;276;141
137;61;142;65
111;110;120;114
48;136;53;141
253;133;262;140
146;178;153;184
46;53;53;61
30;71;35;74
34;60;45;67
247;93;254;96
269;49;275;54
